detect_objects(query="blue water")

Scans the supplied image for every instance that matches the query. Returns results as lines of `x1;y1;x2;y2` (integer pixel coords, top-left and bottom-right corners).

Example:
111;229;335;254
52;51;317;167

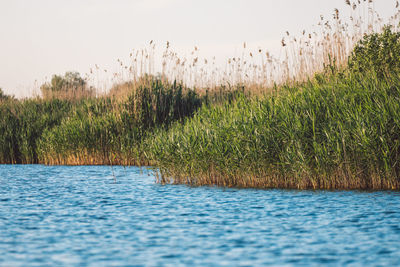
0;165;400;266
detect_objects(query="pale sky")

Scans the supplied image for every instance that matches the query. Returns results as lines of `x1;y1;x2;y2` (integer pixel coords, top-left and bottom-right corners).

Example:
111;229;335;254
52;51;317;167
0;0;395;97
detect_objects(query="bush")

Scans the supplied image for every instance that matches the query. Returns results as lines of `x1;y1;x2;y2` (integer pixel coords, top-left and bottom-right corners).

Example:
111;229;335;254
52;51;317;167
40;71;94;99
348;26;400;79
0;88;14;101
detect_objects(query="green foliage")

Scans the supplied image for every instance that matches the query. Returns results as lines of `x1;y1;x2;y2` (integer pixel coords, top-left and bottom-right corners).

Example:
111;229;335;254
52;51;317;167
149;27;400;188
2;76;238;165
37;79;206;164
0;99;72;163
2;29;400;189
38;105;122;163
149;72;400;189
348;26;400;79
0;88;13;101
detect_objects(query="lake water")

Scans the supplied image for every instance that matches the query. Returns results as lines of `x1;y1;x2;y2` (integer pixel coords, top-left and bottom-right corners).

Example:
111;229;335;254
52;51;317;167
0;165;399;266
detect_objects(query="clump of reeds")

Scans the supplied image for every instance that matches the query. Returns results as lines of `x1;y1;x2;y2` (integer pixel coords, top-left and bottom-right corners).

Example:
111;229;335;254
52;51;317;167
37;78;207;165
149;26;400;190
1;76;244;165
150;76;400;189
0;98;72;164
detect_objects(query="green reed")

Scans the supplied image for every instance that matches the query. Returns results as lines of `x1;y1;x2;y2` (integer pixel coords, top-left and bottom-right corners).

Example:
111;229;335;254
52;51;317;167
0;98;72;164
1;22;399;191
150;74;400;189
148;28;400;190
37;79;212;165
0;75;243;165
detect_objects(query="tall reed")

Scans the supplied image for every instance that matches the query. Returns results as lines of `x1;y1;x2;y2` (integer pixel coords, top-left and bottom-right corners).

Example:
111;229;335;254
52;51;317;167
99;0;400;94
0;98;72;164
148;26;400;190
37;78;207;165
1;0;399;192
150;74;400;189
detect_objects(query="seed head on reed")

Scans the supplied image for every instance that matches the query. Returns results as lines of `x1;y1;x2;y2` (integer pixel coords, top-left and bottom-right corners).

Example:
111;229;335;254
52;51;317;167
334;9;340;20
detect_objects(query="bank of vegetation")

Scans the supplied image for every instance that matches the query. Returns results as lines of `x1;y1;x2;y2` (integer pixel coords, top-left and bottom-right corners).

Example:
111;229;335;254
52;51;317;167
1;1;399;189
152;27;400;190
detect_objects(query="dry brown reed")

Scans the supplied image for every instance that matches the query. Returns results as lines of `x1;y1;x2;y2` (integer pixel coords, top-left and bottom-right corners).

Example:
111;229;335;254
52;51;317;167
158;167;400;190
41;86;95;100
90;0;400;97
40;150;153;166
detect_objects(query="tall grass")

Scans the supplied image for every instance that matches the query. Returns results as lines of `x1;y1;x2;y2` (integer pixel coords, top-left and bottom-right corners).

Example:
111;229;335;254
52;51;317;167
0;98;72;164
0;76;243;165
1;1;399;191
37;79;210;165
148;26;400;190
149;69;400;189
99;0;400;92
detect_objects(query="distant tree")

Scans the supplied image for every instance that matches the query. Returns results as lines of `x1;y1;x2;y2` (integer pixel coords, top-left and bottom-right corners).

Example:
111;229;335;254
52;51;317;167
0;88;14;101
349;26;400;79
40;71;94;99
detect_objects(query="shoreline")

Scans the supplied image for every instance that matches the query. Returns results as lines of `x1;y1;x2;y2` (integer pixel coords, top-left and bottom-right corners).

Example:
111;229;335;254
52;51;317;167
2;29;400;191
2;163;399;191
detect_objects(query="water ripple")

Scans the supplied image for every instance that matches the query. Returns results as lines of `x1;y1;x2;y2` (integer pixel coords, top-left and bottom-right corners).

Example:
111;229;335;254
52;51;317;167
0;165;399;266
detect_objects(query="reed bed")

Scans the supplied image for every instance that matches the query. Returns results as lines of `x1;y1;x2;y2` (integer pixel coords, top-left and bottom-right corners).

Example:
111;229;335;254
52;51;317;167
37;79;213;165
0;76;241;165
0;98;72;164
150;68;400;190
1;1;399;191
150;24;400;190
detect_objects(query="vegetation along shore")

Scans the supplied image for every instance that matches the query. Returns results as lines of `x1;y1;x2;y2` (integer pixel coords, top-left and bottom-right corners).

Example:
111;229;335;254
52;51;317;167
1;1;400;189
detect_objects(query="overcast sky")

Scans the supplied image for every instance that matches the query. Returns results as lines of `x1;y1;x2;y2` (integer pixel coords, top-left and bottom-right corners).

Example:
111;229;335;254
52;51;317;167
0;0;396;97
